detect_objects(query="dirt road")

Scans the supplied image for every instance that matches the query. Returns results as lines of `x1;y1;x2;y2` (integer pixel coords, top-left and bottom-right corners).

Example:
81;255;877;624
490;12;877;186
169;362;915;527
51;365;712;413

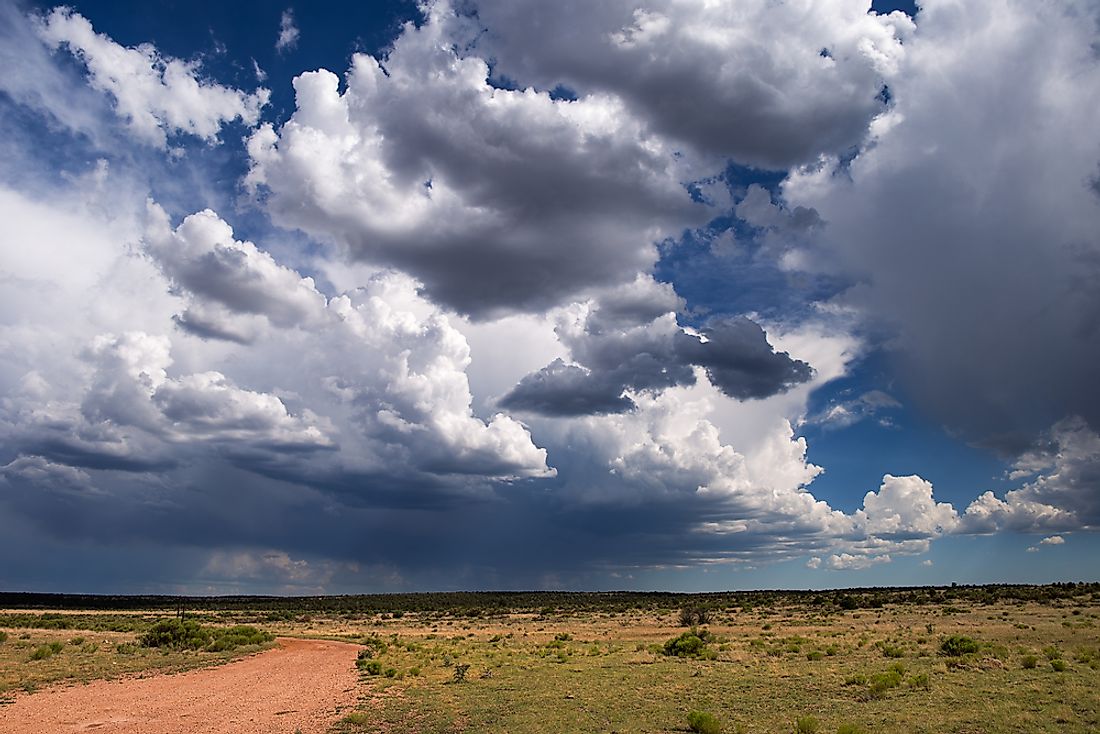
0;637;361;734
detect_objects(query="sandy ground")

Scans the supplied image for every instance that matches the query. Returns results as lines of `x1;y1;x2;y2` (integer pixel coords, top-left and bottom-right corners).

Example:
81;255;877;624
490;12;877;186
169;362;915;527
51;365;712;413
0;637;360;734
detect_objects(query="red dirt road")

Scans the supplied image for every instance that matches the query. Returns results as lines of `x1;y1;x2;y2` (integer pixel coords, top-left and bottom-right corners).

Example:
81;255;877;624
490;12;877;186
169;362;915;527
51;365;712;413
0;637;361;734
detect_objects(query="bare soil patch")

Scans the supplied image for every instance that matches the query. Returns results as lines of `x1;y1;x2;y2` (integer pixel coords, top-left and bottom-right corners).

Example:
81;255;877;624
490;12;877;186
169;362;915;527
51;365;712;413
0;637;359;734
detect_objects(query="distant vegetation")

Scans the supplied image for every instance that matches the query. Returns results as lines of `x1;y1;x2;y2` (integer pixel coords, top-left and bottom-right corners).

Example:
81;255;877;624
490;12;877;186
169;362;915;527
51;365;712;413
139;619;273;651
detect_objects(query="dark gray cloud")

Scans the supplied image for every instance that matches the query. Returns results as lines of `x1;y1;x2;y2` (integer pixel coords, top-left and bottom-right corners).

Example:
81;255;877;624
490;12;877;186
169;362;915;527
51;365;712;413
467;0;911;169
501;304;812;416
784;0;1100;449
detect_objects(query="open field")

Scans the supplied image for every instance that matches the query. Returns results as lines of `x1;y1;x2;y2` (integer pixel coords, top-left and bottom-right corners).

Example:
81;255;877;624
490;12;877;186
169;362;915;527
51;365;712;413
1;584;1098;733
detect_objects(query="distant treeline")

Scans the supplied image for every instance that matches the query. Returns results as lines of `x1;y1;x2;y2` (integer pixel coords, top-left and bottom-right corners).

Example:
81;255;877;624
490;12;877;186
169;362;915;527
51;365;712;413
0;583;1096;617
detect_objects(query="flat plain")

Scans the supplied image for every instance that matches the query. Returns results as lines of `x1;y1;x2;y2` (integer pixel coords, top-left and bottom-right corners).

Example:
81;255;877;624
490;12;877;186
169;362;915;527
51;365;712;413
1;585;1097;733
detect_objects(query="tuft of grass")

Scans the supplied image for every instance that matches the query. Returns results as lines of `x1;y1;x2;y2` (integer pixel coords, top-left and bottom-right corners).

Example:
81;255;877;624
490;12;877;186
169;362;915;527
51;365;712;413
1021;654;1038;669
28;641;64;661
687;710;722;734
795;715;820;733
1050;659;1067;672
836;725;866;734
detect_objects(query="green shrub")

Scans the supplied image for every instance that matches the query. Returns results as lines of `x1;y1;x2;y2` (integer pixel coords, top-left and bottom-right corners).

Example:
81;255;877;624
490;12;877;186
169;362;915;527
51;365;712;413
1051;659;1067;672
140;619;212;650
796;715;820;733
360;659;383;675
867;670;902;698
806;650;824;661
836;725;865;734
0;630;8;644
206;626;274;652
69;636;85;646
940;635;979;656
663;628;715;659
1042;645;1062;661
453;663;470;682
29;641;64;661
687;710;722;734
880;643;905;658
906;673;930;690
1021;654;1039;669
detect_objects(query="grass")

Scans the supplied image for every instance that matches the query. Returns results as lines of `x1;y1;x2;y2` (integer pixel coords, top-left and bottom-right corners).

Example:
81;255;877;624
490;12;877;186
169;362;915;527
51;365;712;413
1;585;1098;732
325;593;1100;734
0;621;276;695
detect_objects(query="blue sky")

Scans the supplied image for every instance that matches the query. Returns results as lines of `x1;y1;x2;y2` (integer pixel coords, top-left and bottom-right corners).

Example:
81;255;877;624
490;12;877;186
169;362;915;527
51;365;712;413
0;0;1097;594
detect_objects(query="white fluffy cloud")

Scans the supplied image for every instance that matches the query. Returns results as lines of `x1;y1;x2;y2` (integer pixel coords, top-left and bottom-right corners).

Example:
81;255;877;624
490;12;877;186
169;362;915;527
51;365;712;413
959;417;1100;533
37;7;269;148
469;0;913;168
245;2;703;317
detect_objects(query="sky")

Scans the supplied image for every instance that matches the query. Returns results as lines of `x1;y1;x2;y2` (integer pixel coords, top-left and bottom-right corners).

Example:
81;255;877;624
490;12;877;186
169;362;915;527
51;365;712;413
0;0;1098;595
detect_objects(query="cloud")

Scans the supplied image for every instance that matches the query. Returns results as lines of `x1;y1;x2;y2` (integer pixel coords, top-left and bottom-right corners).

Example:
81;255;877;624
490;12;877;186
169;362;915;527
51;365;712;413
244;3;704;318
276;9;300;53
144;204;327;342
501;277;813;416
812;389;901;430
959;417;1100;533
784;0;1100;449
36;7;269;148
468;0;913;168
1040;535;1065;546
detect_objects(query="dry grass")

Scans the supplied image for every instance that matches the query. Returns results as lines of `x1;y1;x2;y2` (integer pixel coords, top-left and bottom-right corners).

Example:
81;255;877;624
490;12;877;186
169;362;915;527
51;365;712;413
324;600;1100;734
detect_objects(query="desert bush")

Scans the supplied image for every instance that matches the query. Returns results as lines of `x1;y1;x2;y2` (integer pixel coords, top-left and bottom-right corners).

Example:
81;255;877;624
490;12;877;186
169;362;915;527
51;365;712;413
1042;645;1062;660
1051;659;1067;672
940;635;979;656
806;650;824;661
69;636;85;646
205;625;273;652
906;673;930;690
1021;654;1039;669
0;630;8;644
140;619;212;650
795;715;820;733
663;628;716;659
29;641;64;661
879;642;905;658
687;710;722;734
836;725;865;734
680;606;713;627
453;663;470;682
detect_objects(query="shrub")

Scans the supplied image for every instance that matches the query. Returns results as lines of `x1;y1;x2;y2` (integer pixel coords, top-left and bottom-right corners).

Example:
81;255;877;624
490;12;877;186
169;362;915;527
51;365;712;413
796;715;820;733
680;606;713;627
1042;645;1062;661
687;710;722;734
880;643;905;658
69;636;85;646
836;725;865;734
906;673;930;690
140;619;211;650
663;628;715;659
29;641;64;661
940;635;979;656
453;663;470;682
205;626;274;652
359;659;383;675
806;650;824;661
1021;654;1039;669
867;670;902;698
0;630;7;644
1051;659;1067;672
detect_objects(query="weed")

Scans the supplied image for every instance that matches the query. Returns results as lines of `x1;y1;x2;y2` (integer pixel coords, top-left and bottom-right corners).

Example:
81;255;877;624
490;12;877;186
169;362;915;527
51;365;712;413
453;663;470;682
1051;659;1067;672
1021;654;1038;669
837;725;866;734
687;710;722;734
795;715;820;733
29;641;64;661
939;635;979;656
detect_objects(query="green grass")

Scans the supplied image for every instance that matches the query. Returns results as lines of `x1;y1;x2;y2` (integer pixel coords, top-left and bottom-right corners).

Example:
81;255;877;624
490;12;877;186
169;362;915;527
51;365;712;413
328;597;1100;734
